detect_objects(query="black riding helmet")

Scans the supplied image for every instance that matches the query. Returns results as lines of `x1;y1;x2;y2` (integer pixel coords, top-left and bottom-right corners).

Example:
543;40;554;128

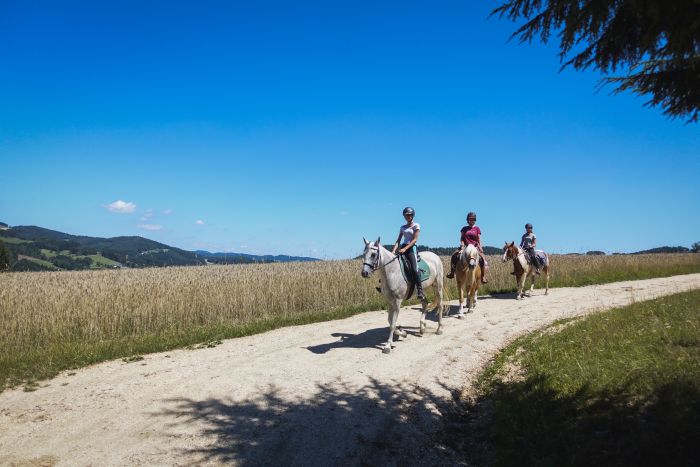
525;223;533;229
403;207;415;216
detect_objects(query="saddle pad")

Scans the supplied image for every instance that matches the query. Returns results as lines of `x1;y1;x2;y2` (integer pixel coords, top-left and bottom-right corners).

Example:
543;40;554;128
399;255;431;284
535;250;548;267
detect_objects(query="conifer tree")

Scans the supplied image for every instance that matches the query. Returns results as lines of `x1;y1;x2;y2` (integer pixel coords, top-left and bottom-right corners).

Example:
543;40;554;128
493;0;700;122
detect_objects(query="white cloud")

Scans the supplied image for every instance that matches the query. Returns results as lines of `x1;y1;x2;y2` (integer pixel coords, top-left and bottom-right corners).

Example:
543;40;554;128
163;209;173;215
106;200;137;214
138;224;163;231
195;220;205;225
140;209;154;221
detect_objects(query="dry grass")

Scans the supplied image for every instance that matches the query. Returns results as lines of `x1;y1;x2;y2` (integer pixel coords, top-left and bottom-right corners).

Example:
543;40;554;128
1;253;699;389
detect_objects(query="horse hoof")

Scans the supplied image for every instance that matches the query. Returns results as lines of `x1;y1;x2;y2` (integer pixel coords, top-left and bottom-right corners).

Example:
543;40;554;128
457;313;464;320
382;347;391;354
436;329;443;335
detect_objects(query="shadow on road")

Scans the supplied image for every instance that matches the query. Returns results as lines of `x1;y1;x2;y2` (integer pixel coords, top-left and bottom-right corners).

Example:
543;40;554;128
156;379;461;466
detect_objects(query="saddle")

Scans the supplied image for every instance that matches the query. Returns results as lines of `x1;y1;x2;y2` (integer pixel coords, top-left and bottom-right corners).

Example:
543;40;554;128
526;250;548;268
399;255;431;299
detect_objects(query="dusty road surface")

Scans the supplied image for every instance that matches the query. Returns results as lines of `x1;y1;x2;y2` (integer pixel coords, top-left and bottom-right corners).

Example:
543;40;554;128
2;274;699;466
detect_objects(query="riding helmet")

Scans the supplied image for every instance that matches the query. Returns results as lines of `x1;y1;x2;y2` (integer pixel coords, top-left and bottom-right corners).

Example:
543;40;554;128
525;223;533;229
403;207;415;216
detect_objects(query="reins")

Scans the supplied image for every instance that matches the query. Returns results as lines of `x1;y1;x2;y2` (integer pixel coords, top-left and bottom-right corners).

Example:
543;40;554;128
363;245;400;272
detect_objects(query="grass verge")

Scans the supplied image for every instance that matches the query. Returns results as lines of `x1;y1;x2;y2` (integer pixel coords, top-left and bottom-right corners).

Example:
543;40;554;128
450;289;700;466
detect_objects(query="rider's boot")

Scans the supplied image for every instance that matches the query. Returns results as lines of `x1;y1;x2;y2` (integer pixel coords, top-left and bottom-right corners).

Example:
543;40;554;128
446;266;455;279
416;283;426;301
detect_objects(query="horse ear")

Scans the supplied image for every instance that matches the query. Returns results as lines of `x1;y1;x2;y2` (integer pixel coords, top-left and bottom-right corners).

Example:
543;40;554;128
376;237;381;246
510;241;515;247
363;237;369;246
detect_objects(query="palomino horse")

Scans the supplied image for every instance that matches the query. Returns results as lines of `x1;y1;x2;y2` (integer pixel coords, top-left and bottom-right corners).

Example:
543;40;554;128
502;242;550;299
361;237;444;354
455;244;481;316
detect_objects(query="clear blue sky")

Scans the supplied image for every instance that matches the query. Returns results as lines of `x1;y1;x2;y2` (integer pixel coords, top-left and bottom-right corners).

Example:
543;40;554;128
1;1;698;259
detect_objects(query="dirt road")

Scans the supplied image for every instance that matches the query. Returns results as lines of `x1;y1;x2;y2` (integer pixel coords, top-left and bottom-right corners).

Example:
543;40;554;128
2;274;699;466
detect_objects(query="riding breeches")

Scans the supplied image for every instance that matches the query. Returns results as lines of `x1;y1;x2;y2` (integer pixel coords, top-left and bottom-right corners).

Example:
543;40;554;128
402;245;422;287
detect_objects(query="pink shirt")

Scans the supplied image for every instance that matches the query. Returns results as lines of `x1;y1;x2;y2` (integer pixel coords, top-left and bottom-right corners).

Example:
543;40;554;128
460;225;481;247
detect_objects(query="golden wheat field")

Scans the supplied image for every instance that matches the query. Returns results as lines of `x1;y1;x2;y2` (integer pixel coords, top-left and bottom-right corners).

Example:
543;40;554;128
1;253;699;387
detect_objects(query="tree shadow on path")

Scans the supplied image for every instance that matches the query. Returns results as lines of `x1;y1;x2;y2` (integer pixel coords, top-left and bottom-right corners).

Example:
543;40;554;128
156;379;463;466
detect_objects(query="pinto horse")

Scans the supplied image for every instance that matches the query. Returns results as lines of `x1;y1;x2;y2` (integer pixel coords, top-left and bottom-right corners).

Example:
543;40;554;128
502;242;550;299
455;244;481;316
361;237;445;353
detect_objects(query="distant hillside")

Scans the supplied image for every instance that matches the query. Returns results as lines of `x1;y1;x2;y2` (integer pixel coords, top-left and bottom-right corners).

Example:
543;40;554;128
632;246;691;254
195;250;318;264
0;225;319;272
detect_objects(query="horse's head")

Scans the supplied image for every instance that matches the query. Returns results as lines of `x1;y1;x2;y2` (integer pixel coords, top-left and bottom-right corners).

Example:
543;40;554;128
361;237;381;278
502;241;516;262
461;244;479;269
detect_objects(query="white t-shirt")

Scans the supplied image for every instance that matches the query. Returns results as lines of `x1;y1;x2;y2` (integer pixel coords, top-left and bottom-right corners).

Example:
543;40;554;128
400;222;421;245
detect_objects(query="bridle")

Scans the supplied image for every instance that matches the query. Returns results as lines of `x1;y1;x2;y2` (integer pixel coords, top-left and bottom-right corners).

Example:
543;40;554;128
363;244;400;273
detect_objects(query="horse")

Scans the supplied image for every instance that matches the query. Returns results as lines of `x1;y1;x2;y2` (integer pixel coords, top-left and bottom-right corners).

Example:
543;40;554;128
360;237;445;354
455;244;481;316
502;241;550;299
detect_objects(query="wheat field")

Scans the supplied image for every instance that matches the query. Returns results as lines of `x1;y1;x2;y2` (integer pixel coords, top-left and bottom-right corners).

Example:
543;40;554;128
1;253;699;388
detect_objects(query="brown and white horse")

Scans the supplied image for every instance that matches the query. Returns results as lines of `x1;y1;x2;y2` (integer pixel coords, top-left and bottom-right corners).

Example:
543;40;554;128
455;244;481;316
502;242;550;299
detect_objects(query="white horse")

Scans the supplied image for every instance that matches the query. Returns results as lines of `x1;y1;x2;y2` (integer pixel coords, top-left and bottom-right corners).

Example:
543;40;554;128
502;242;550;299
361;237;444;354
455;244;482;316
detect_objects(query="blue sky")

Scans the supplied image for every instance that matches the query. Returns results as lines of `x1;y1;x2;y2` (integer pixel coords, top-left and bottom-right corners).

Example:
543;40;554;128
1;1;698;259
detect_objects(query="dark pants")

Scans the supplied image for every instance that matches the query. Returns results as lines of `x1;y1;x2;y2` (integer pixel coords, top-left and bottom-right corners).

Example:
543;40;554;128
526;247;538;268
402;245;424;297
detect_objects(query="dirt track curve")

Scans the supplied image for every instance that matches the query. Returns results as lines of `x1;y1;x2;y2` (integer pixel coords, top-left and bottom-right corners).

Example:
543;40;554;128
2;274;699;467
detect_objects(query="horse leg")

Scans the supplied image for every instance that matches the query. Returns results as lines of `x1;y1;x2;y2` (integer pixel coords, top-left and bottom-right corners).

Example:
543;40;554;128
517;273;526;299
434;277;443;335
456;276;466;318
544;266;550;295
384;303;400;353
527;273;535;296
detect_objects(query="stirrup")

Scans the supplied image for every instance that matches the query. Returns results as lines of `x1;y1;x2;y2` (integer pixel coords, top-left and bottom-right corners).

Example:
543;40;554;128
446;272;454;279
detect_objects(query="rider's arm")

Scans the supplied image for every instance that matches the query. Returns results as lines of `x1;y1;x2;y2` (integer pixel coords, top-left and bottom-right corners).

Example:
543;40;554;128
531;235;537;249
391;231;403;254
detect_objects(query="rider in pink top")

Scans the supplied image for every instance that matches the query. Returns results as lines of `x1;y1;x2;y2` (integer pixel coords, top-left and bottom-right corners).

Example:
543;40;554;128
446;212;488;283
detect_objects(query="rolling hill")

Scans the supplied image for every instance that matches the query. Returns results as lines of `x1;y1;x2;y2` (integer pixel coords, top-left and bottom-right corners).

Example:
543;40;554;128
0;224;318;271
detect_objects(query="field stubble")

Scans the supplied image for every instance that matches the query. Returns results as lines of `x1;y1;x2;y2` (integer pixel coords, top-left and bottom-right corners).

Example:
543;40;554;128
1;253;699;389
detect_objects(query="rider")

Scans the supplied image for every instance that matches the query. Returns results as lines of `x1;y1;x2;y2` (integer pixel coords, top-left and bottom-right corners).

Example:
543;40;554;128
446;211;488;283
391;207;426;301
520;223;540;274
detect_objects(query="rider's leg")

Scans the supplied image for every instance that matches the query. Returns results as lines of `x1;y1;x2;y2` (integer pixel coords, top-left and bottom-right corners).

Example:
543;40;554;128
446;249;459;279
406;247;425;300
528;248;540;273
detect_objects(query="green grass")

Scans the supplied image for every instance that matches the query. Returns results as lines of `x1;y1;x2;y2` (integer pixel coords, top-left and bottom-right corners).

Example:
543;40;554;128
0;236;32;244
86;254;120;267
20;256;59;269
40;248;57;258
452;289;700;466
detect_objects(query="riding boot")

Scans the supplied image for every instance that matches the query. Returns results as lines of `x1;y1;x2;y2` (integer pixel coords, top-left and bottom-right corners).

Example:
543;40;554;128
416;283;426;301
